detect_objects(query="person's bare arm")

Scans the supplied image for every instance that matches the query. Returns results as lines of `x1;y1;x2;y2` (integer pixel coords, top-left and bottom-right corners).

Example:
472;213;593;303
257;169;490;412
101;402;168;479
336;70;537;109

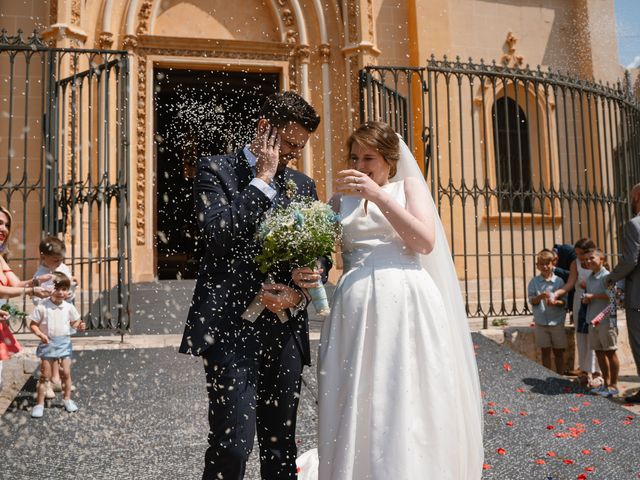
554;260;578;297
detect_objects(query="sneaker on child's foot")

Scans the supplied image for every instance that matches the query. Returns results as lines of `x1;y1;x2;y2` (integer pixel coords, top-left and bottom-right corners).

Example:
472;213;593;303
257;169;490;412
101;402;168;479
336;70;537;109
63;399;78;413
31;404;44;418
600;387;620;398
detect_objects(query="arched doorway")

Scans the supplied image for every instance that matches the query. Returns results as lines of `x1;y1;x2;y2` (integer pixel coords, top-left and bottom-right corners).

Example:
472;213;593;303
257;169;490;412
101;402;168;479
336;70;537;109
153;68;279;279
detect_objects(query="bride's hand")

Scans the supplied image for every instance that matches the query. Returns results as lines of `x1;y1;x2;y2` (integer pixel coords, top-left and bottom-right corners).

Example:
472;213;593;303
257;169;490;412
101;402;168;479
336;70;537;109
292;266;323;290
335;169;382;202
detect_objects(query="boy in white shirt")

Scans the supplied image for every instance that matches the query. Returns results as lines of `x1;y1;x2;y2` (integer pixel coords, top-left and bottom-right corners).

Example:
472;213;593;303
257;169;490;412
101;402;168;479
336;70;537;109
32;236;77;397
29;272;85;418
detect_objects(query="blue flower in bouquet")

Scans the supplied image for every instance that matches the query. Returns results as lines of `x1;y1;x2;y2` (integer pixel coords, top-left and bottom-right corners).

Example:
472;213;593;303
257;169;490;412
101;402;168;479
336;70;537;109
293;210;305;229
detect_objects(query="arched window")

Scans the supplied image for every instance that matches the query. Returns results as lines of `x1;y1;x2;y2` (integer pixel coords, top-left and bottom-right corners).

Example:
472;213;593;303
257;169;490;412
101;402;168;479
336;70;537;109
492;96;533;212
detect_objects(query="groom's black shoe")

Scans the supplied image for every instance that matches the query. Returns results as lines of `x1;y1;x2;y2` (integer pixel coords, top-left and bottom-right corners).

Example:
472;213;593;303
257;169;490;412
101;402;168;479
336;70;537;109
624;391;640;403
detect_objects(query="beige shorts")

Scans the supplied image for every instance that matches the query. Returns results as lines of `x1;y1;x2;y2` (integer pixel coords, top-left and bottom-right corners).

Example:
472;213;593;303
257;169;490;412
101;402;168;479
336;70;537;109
535;324;568;349
589;324;618;351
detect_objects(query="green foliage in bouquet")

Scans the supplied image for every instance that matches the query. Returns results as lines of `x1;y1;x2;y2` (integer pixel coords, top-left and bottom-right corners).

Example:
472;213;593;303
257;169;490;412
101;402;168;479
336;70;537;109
255;197;342;274
1;302;26;320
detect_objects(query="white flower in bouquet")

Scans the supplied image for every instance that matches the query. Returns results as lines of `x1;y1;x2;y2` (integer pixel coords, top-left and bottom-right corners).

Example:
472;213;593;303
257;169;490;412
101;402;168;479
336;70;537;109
254;197;342;315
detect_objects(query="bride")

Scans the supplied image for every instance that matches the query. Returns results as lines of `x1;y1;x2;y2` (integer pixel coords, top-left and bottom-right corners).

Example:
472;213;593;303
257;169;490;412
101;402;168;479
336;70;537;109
294;121;483;479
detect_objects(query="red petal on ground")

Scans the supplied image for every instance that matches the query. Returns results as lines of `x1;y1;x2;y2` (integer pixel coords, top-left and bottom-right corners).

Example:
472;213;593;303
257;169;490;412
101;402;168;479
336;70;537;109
547;451;558;457
570;407;580;412
581;450;591;455
602;446;613;453
535;459;546;465
582;401;591;406
577;474;587;480
487;410;496;415
516;388;526;393
592;419;602;425
563;459;575;465
503;363;512;372
585;467;595;472
557;419;565;424
546;425;555;430
482;464;491;470
502;408;511;414
487;402;496;407
506;421;514;427
496;448;507;455
519;411;528;416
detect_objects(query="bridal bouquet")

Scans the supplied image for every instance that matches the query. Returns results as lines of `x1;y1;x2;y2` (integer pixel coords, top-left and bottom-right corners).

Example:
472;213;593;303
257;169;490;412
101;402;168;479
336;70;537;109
254;197;342;315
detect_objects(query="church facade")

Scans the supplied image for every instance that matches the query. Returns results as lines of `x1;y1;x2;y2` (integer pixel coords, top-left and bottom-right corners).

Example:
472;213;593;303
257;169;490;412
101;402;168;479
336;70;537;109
1;0;638;325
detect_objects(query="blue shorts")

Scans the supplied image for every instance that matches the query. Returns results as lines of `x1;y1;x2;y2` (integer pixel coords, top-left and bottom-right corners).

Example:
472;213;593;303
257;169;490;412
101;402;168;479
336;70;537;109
36;335;72;359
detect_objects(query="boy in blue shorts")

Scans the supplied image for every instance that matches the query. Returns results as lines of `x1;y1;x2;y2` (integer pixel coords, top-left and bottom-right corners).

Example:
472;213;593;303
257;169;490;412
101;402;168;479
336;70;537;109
528;249;568;374
583;249;620;397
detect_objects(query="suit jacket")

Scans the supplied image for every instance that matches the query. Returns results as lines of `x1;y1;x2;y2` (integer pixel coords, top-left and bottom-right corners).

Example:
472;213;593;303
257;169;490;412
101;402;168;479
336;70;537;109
607;215;640;310
179;149;325;364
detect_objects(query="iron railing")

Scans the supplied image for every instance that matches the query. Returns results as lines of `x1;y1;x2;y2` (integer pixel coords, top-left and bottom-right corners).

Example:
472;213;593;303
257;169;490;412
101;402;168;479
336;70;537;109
0;30;131;332
360;57;640;319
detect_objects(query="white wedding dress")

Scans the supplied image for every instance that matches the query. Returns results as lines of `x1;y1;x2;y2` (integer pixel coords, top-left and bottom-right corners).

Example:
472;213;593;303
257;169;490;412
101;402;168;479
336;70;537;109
296;137;483;480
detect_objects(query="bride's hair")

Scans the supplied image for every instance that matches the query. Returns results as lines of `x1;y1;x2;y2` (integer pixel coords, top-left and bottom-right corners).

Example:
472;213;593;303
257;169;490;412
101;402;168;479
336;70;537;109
347;121;400;178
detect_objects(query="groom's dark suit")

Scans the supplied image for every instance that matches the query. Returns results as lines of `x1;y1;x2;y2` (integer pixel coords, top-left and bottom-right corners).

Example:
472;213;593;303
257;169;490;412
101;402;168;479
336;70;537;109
180;148;321;479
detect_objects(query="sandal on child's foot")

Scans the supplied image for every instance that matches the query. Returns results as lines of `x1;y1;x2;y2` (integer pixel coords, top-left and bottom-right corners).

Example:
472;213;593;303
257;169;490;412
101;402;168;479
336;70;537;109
51;381;63;392
63;399;78;413
31;404;44;418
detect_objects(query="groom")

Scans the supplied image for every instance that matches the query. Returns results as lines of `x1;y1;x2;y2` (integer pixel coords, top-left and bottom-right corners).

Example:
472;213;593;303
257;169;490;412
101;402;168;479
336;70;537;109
180;91;324;479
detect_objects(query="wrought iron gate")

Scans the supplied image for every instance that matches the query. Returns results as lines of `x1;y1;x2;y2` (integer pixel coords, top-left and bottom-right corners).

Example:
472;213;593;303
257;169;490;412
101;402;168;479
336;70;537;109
0;30;130;332
360;58;640;319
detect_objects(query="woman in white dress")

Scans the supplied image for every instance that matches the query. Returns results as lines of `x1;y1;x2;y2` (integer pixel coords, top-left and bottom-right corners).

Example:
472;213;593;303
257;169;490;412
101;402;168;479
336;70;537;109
295;122;483;479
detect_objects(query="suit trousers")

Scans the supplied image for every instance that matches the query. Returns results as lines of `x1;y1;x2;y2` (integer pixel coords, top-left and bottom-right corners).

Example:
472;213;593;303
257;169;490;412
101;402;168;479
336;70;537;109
627;308;640;376
202;315;304;480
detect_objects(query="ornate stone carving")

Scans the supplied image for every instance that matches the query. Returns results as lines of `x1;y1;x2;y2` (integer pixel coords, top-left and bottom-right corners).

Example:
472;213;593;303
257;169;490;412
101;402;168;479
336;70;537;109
319;44;331;63
136;1;154;36
286;29;298;44
282;8;294;26
96;32;113;49
296;45;311;64
347;0;358;43
122;35;138;50
501;32;524;67
71;0;80;25
135;56;147;245
367;0;374;41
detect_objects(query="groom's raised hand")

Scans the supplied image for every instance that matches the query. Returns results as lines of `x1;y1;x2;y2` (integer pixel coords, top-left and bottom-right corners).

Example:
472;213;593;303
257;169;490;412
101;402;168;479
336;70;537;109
255;122;281;184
